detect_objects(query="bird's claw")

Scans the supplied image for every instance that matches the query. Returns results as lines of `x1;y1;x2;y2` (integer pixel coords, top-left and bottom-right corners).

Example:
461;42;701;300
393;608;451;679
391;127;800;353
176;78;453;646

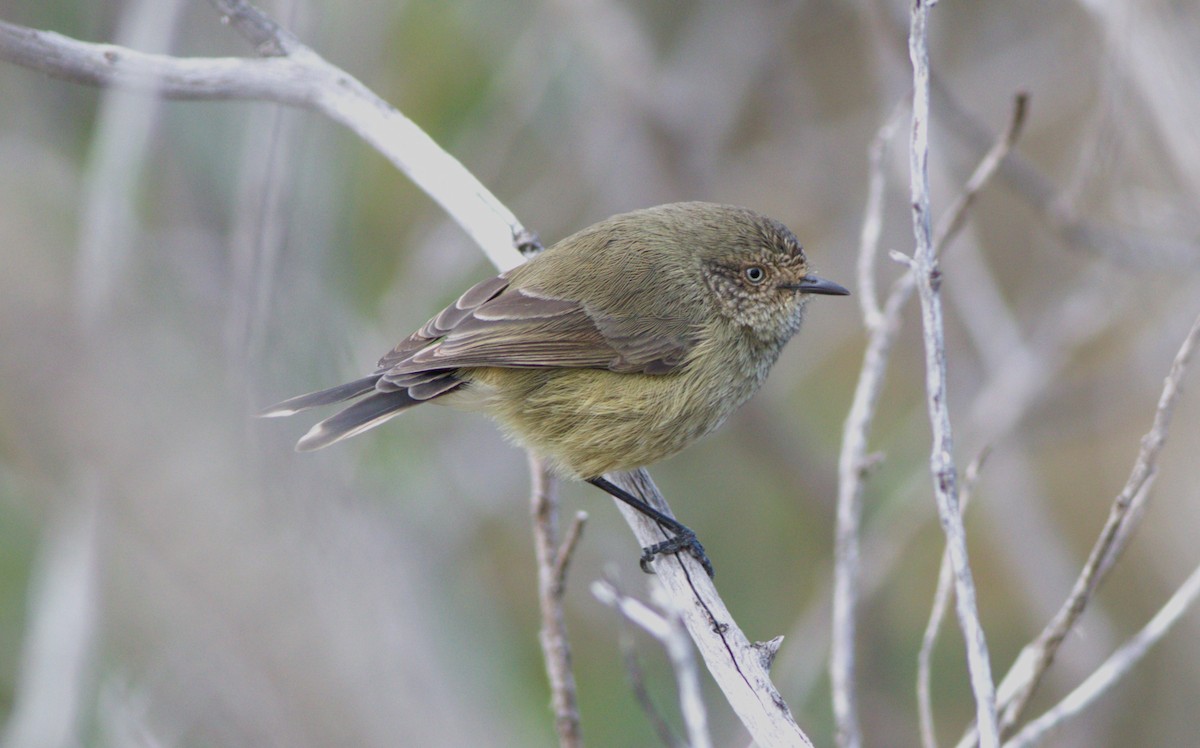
639;531;714;578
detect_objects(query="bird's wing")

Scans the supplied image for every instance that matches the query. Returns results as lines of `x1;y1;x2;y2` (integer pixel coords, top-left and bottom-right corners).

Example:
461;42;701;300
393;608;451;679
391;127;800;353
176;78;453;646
375;274;698;386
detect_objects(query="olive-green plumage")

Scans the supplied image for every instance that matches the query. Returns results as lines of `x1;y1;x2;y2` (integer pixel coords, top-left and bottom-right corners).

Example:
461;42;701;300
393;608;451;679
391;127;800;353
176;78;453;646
263;202;848;480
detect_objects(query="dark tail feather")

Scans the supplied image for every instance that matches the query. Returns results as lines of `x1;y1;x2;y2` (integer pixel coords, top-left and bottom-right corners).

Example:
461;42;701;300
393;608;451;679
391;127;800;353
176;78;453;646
259;375;381;418
295;389;427;451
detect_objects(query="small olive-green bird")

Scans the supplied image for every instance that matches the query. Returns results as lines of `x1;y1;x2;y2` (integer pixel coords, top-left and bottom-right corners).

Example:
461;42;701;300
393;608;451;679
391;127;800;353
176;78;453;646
262;202;848;575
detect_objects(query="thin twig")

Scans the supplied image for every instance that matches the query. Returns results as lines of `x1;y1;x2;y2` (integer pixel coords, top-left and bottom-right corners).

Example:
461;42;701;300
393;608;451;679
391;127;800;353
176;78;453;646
619;619;686;748
932;93;1029;249
829;104;904;748
593;580;713;748
856;105;904;329
530;455;585;748
553;512;589;589
976;309;1200;743
907;2;999;745
1004;559;1200;748
917;448;990;748
833;85;1026;748
617;628;681;748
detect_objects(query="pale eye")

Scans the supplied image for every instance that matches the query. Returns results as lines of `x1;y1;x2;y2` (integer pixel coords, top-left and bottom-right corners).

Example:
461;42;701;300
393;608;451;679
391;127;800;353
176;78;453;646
744;265;766;284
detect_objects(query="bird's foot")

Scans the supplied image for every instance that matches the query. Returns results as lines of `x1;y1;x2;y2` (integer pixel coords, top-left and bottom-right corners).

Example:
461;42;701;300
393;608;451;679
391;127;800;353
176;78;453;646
639;530;714;578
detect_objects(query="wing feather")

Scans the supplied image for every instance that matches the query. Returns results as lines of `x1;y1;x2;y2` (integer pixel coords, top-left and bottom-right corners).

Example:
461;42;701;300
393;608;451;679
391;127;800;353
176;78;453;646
377;281;697;385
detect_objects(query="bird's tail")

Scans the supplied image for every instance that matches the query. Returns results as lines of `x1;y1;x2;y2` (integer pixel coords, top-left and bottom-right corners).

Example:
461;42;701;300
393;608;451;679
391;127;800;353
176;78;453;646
260;374;462;451
295;389;425;451
259;375;382;418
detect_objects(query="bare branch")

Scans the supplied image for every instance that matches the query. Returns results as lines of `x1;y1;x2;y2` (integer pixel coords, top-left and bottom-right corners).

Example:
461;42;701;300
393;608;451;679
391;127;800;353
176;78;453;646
553;512;589;589
208;0;298;57
918;449;990;748
981;309;1200;741
0;15;531;272
617;630;681;748
830;97;1025;747
1004;559;1200;748
933;93;1029;249
856;106;903;329
593;581;713;748
928;76;1200;273
833;83;1024;748
830;108;901;748
907;3;999;746
530;456;585;748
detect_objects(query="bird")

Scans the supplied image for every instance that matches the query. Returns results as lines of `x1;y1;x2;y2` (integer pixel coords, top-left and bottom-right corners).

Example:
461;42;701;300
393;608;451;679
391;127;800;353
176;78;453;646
262;202;849;575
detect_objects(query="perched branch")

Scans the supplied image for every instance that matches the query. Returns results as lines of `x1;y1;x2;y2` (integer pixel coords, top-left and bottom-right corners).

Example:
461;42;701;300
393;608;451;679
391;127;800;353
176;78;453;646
593;580;713;748
530;455;586;748
963;309;1200;745
906;2;999;746
608;470;812;748
1003;559;1200;748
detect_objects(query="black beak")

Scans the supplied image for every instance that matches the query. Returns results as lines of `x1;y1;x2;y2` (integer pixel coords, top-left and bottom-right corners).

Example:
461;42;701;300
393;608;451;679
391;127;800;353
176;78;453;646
790;274;850;296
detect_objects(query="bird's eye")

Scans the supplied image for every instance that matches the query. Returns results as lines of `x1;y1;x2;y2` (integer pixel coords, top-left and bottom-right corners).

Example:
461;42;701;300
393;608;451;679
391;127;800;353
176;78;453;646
744;265;766;284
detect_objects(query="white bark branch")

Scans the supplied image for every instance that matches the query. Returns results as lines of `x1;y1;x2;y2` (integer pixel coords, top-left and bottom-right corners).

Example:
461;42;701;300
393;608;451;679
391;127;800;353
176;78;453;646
1003;559;1200;748
834;85;1025;748
0;10;532;274
918;450;990;748
960;308;1200;746
907;2;999;745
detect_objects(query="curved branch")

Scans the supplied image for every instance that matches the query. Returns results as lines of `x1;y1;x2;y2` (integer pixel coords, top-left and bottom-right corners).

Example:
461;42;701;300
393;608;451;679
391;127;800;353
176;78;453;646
0;15;530;273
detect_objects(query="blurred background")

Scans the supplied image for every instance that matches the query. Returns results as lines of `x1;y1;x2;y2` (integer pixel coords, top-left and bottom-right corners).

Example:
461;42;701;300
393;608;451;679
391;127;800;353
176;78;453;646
1;0;1199;745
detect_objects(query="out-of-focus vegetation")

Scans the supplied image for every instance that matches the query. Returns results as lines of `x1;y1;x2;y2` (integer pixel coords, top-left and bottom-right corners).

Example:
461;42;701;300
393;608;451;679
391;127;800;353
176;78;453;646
1;1;1198;746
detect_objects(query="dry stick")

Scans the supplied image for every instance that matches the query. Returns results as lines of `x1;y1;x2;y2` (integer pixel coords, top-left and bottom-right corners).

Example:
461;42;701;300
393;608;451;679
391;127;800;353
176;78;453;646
1004;557;1200;748
905;264;1127;748
830;107;900;748
0;6;814;744
530;455;587;748
917;449;990;748
906;2;1000;745
833;87;1027;748
922;274;1125;748
954;309;1200;746
617;628;681;748
830;114;890;748
593;580;714;748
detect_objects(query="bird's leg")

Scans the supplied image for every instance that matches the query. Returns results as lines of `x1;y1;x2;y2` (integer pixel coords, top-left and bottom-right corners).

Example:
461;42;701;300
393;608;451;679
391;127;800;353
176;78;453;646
586;476;714;578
